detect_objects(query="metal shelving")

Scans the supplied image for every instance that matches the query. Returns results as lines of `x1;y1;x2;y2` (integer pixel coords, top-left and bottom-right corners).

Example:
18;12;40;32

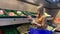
0;18;30;26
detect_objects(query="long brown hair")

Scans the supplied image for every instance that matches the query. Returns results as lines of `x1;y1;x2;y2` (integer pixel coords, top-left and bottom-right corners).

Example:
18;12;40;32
35;4;47;28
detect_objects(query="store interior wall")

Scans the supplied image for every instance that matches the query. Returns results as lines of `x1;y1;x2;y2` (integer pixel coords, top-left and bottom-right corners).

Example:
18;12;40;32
0;0;38;12
55;9;60;18
0;0;47;12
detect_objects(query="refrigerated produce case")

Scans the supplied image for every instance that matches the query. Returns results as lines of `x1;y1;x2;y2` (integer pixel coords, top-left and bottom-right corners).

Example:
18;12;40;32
0;8;37;34
0;0;43;34
0;0;38;33
0;9;37;26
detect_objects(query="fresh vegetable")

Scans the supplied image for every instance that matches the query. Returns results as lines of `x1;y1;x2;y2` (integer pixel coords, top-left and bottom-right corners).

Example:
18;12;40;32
8;12;15;16
0;10;4;14
17;11;22;16
0;10;5;16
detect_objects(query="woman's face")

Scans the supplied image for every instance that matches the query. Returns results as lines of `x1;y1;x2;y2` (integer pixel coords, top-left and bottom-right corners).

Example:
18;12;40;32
40;4;43;6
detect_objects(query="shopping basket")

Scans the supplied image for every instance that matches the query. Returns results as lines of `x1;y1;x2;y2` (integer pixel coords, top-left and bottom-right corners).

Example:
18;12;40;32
30;28;52;34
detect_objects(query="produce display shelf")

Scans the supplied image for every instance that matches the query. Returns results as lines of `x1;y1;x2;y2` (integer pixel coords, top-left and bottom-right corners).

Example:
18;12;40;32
0;16;36;18
0;18;33;26
0;16;27;18
0;22;31;26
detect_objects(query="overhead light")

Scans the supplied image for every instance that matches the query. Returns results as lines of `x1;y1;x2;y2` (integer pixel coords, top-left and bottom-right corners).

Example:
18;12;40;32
53;0;56;2
46;0;60;3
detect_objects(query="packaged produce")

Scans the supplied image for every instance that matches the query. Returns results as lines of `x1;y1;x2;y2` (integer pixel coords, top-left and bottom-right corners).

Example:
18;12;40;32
0;10;5;16
5;10;17;16
17;10;26;16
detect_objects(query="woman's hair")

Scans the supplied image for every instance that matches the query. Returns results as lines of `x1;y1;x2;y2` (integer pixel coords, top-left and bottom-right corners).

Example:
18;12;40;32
35;7;46;27
37;8;47;19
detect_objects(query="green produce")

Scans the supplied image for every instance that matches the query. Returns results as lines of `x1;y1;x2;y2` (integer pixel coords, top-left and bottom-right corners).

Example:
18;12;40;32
22;11;36;17
13;29;20;34
21;11;29;16
8;31;14;34
3;28;20;34
29;12;36;14
4;9;36;17
26;12;35;16
3;29;9;34
17;11;25;16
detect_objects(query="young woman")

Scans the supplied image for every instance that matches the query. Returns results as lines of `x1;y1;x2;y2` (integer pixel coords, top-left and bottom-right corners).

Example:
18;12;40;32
32;4;46;29
32;4;53;30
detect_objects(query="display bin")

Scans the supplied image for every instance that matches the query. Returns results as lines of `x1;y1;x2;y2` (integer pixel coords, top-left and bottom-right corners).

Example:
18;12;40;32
30;28;52;34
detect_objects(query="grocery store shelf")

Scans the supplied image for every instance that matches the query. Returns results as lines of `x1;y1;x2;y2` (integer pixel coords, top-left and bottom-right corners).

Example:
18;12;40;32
0;16;36;18
0;17;53;26
0;18;26;26
0;16;27;18
0;18;33;26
